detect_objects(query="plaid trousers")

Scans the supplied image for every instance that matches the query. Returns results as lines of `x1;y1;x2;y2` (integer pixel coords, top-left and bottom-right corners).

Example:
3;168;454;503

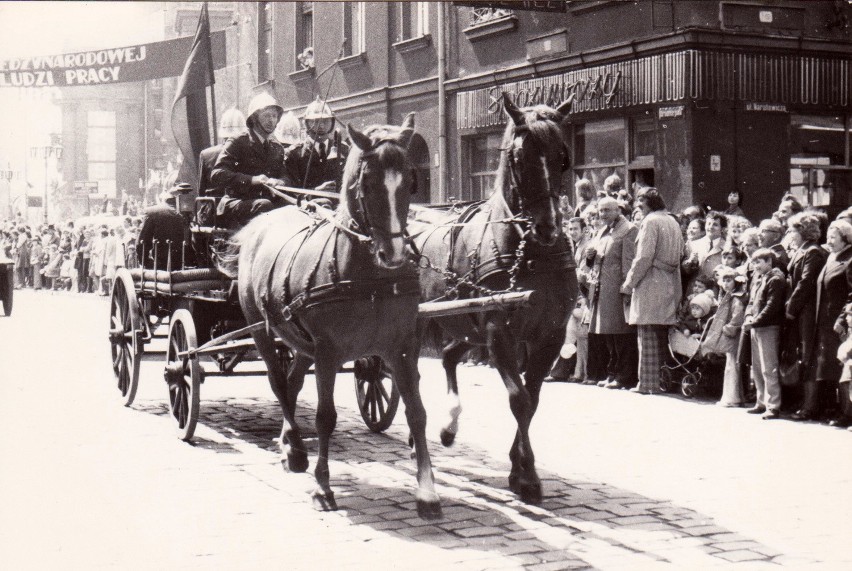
637;324;668;392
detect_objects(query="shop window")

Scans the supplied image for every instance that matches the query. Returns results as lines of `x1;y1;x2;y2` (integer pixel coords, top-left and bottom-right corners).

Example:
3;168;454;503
465;133;502;202
342;2;366;57
631;116;656;160
408;133;431;204
257;2;273;82
789;115;851;216
790;115;846;166
470;7;513;26
296;2;314;70
575;118;626;167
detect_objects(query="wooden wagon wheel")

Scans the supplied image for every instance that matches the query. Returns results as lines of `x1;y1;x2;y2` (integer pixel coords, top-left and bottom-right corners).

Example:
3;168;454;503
164;309;201;441
109;269;142;406
353;356;399;433
1;266;12;316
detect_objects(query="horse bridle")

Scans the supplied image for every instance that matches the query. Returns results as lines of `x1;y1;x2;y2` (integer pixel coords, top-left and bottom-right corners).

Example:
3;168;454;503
505;125;570;217
348;138;414;243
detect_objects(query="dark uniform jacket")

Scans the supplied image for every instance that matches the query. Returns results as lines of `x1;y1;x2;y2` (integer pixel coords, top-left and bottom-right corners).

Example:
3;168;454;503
136;204;192;270
283;136;349;191
211;130;289;215
198;144;224;198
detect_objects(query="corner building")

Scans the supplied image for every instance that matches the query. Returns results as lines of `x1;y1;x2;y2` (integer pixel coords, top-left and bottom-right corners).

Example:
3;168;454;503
231;1;851;220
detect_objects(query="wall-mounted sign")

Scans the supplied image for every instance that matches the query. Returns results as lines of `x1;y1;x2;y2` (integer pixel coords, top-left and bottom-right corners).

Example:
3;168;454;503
659;105;684;118
710;155;721;172
745;102;788;112
0;30;226;88
26;196;43;208
73;181;99;196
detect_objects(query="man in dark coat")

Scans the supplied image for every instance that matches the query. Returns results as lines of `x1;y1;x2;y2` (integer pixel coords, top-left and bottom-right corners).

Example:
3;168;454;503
136;184;192;270
197;107;247;199
211;93;289;228
283;98;349;194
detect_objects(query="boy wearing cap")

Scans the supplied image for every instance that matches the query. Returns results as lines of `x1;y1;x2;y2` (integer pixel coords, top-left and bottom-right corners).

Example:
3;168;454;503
743;248;787;419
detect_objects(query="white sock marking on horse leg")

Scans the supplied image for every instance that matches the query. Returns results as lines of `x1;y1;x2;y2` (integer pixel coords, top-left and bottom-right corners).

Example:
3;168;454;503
445;392;462;434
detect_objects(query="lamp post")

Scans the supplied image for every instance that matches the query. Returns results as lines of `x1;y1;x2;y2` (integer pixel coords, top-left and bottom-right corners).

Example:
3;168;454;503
1;163;15;219
30;134;63;224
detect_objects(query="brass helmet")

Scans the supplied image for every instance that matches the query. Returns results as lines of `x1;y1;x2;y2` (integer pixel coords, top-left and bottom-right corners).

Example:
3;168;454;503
245;92;283;127
302;97;335;136
219;107;246;139
275;111;302;145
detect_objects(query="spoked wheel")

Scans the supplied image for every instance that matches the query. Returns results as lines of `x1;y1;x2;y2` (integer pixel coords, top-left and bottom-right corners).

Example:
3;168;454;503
164;309;201;441
660;367;674;393
354;356;399;433
681;372;699;399
109;269;142;406
1;266;13;316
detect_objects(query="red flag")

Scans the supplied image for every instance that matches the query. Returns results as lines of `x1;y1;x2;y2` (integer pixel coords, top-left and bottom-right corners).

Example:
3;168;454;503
171;2;215;191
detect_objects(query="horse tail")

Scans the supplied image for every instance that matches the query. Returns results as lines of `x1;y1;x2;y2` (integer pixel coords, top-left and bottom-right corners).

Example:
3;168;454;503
214;238;241;279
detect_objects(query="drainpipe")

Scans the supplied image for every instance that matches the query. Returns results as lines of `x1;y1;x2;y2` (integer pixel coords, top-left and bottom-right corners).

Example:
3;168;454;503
437;1;447;203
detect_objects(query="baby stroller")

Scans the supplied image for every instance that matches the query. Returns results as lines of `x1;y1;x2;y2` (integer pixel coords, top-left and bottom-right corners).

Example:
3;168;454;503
660;317;722;398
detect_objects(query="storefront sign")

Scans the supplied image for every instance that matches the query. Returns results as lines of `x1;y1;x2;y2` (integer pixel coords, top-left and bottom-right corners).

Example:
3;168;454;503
486;70;622;113
710;155;721;172
73;181;99;197
0;31;226;88
659;105;684;118
745;102;788;112
453;1;566;12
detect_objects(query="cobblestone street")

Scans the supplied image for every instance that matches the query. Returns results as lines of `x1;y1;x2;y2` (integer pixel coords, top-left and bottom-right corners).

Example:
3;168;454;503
1;290;850;570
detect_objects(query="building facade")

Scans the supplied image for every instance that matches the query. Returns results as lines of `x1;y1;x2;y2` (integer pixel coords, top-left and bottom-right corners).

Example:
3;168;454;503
161;1;850;221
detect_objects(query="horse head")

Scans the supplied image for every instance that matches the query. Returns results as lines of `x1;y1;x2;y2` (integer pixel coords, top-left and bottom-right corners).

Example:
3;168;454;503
342;114;416;270
500;92;573;247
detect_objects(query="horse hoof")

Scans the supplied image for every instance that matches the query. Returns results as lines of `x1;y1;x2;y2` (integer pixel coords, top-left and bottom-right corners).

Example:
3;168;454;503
439;429;456;447
417;499;443;520
286;449;309;473
514;480;543;504
312;491;337;511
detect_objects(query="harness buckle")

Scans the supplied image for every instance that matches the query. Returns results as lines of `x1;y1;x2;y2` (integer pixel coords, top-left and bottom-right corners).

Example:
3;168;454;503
282;306;293;321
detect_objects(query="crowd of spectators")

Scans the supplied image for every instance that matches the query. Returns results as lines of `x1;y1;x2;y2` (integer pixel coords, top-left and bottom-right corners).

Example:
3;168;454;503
551;175;852;431
0;212;142;296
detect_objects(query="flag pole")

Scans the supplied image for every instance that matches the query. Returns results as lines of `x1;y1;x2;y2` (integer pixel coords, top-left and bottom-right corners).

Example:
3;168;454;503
204;3;218;144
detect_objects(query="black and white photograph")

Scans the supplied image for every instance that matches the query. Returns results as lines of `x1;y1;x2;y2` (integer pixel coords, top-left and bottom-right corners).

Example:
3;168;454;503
0;1;850;569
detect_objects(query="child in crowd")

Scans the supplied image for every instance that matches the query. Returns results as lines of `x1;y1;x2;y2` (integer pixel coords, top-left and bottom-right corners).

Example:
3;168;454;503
743;248;787;419
677;275;716;323
701;267;747;406
677;291;716;340
721;243;747;270
546;294;590;383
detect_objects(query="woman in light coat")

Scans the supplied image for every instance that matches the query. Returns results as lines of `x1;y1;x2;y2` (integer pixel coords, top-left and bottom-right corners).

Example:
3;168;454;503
621;188;685;394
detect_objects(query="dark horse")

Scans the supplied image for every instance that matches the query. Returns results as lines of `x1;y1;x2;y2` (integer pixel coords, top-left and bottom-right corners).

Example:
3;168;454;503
220;114;441;518
410;93;578;504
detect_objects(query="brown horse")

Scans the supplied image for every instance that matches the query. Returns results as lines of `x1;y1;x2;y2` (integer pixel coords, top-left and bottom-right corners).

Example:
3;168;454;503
221;114;441;518
410;93;578;504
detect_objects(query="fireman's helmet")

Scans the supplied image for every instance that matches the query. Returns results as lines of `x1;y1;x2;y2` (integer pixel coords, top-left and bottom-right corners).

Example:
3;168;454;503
275;111;302;145
245;92;284;127
219;107;246;139
302;98;335;136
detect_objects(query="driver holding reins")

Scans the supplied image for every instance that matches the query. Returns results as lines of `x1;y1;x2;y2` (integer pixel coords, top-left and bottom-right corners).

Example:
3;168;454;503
211;93;290;228
283;97;350;196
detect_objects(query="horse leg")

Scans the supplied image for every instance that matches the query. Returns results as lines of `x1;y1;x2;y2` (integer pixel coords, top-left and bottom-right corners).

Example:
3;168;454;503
253;330;308;473
311;351;339;511
440;339;470;447
387;340;442;519
485;318;541;504
286;352;312;420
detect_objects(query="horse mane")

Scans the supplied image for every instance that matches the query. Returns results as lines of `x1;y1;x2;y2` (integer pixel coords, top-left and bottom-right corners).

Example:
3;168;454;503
493;105;567;199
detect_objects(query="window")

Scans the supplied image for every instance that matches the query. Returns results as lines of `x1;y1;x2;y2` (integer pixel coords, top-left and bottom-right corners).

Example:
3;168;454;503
296;2;314;70
573;118;627;196
470;7;513;26
466;133;502;202
399;2;429;41
87;110;116;198
631;116;656;160
789;114;851;212
257;2;273;82
342;2;366;57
